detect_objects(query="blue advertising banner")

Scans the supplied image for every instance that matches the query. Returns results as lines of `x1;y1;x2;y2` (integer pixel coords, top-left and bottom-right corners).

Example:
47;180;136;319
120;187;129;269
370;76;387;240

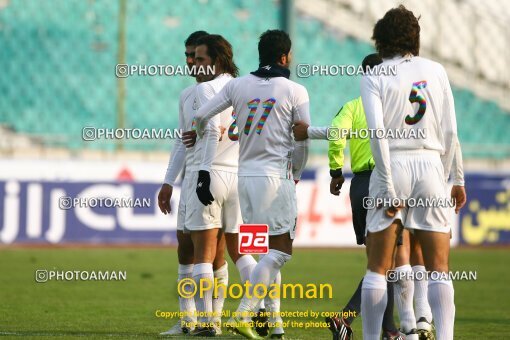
0;181;179;244
1;172;507;246
459;173;510;245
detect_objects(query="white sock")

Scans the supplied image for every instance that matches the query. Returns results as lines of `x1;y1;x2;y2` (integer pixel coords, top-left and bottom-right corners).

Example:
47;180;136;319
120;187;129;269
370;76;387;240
255;255;266;310
236;255;257;284
428;278;455;340
265;271;283;334
361;270;387;340
212;262;228;325
178;264;196;325
412;265;432;323
236;255;265;310
259;298;266;310
394;265;417;332
236;249;291;322
192;263;214;328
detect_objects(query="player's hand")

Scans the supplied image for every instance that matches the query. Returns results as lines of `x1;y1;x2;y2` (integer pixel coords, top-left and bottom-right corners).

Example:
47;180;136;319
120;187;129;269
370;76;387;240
292;121;309;141
158;183;173;215
196;170;214;206
182;130;197;148
219;126;226;141
451;185;466;214
330;176;345;196
384;200;404;218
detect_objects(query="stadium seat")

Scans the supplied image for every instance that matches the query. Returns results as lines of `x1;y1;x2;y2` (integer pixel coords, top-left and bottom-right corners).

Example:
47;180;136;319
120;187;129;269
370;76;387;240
0;0;508;158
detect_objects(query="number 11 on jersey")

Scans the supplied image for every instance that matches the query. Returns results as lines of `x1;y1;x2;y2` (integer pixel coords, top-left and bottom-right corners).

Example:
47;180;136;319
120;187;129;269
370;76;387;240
243;98;276;135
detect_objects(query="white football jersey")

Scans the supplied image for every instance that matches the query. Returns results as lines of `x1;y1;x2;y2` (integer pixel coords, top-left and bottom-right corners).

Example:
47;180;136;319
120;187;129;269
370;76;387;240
180;84;199;172
163;84;196;185
195;73;310;179
190;73;238;172
361;55;459;196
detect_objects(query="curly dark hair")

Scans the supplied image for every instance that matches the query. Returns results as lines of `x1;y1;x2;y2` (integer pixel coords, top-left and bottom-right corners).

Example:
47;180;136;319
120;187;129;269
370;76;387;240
196;34;239;77
258;29;291;66
185;30;208;47
372;5;420;58
362;53;383;72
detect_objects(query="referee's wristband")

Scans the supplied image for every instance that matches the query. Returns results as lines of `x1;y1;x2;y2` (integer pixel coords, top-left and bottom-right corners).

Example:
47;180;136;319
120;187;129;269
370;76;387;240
330;169;343;178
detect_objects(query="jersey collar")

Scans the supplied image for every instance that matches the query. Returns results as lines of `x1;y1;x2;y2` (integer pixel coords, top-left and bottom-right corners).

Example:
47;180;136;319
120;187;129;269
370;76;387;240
251;64;291;79
382;53;414;64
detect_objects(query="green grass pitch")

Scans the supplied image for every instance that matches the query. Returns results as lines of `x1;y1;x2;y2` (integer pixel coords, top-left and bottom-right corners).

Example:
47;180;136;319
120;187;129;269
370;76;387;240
1;247;509;339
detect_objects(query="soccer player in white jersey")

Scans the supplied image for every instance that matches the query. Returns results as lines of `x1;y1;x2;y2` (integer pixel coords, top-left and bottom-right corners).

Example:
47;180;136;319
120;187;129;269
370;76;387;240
157;30;209;336
181;34;259;337
194;30;310;339
410;142;465;339
359;6;466;340
293;54;404;340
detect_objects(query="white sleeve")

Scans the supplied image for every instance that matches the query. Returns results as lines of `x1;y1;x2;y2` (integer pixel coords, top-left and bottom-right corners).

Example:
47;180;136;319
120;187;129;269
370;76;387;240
163;94;186;185
440;68;458;182
164;141;185;186
291;85;311;180
195;83;220;172
194;81;233;138
450;138;465;186
361;75;397;199
307;126;328;140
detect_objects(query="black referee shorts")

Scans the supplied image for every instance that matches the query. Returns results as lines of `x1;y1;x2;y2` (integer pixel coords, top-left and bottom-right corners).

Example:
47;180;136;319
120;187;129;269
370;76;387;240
349;170;403;246
349;170;371;245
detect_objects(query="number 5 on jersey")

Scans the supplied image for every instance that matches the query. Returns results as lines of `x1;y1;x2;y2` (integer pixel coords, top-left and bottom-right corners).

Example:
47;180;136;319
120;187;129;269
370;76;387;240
405;80;427;125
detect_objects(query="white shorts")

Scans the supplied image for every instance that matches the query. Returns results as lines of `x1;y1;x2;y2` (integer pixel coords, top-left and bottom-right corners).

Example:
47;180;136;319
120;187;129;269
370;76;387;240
176;176;189;231
238;176;297;239
366;150;451;234
184;169;242;233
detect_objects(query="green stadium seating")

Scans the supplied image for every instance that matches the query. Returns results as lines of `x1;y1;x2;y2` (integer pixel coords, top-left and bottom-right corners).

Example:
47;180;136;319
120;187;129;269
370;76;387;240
0;0;508;158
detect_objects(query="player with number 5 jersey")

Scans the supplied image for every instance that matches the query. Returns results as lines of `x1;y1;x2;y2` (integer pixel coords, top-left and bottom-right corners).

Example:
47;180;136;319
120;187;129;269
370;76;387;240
359;6;465;340
194;30;310;339
361;35;458;234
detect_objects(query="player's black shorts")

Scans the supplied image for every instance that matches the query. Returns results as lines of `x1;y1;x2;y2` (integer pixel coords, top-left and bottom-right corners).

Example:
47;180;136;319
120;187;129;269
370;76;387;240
349;170;371;245
349;170;403;246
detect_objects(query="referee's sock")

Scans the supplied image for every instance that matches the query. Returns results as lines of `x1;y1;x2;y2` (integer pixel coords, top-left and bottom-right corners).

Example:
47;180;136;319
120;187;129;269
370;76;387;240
382;282;399;332
341;278;362;325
